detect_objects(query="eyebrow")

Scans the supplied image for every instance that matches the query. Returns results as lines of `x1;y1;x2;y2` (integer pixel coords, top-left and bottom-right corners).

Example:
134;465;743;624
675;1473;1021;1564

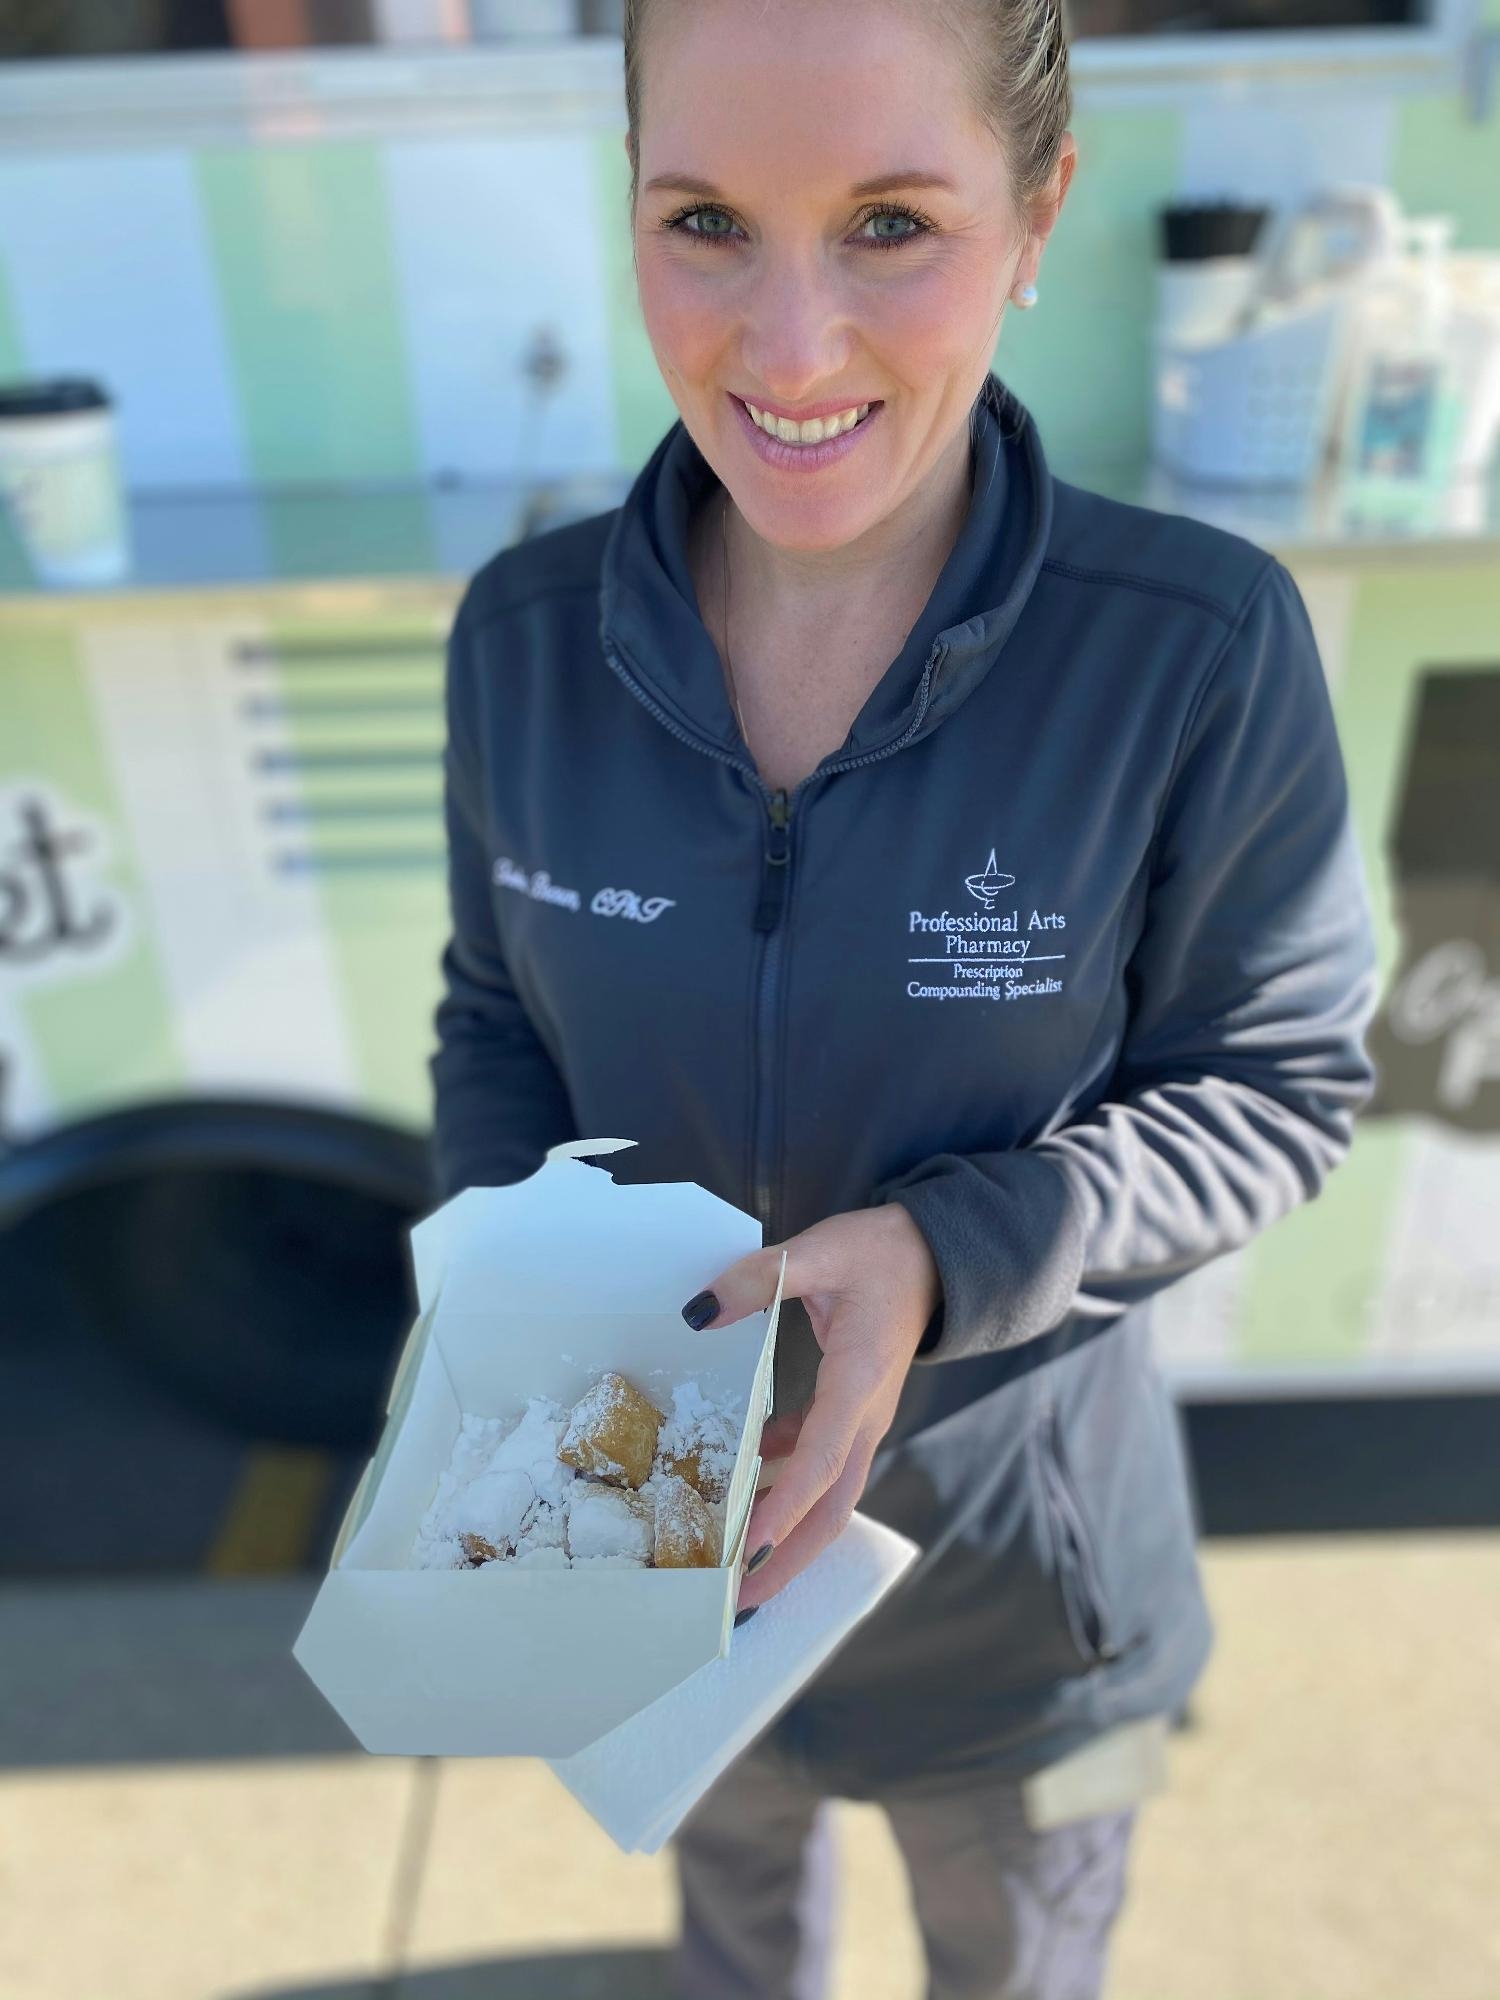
641;169;958;199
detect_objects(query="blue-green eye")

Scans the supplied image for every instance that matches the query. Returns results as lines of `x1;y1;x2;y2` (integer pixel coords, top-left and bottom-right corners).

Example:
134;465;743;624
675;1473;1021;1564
658;199;935;253
670;206;737;242
862;208;925;247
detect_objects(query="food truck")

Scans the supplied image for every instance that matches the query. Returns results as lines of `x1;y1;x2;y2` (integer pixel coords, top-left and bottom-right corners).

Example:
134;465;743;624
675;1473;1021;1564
2;35;1498;1484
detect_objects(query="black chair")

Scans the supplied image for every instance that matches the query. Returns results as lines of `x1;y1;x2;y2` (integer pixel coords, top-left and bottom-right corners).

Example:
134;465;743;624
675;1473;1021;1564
0;1096;437;1449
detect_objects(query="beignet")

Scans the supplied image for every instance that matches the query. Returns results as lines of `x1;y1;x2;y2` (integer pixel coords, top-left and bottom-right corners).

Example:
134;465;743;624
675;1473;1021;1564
557;1370;663;1489
651;1471;721;1569
654;1380;740;1504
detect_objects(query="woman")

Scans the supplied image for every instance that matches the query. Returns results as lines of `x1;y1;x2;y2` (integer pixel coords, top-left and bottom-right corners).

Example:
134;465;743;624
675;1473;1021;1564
429;1;1381;1994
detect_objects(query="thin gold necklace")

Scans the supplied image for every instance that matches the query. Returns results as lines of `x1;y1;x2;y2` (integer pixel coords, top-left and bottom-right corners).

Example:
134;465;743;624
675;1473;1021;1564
718;488;750;751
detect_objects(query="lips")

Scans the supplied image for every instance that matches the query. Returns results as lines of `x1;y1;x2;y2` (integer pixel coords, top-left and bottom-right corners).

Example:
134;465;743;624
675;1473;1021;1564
727;390;885;471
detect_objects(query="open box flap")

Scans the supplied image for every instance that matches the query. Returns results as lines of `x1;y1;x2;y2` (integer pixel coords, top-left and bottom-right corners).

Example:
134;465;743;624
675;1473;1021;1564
720;1248;786;1566
407;1140;763;1319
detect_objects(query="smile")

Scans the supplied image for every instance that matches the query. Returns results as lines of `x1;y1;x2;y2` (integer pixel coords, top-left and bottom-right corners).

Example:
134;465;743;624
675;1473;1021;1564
741;399;873;445
729;392;884;471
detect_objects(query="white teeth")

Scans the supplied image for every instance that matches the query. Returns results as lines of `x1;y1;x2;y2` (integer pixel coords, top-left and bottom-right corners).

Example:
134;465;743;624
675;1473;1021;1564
745;401;871;444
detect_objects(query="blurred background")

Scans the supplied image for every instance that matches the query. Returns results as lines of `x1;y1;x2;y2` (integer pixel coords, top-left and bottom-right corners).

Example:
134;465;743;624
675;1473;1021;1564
1;1;1498;1996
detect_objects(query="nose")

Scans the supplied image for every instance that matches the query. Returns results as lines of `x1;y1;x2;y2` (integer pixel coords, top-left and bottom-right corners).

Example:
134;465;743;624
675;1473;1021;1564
736;248;855;408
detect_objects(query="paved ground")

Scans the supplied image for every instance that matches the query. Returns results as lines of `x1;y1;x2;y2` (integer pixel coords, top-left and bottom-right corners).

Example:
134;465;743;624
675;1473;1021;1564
3;1531;1498;2000
5;1241;1498;1996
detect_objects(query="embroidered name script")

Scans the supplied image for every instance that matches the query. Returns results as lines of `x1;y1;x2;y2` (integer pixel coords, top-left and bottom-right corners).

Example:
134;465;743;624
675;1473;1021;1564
493;856;676;925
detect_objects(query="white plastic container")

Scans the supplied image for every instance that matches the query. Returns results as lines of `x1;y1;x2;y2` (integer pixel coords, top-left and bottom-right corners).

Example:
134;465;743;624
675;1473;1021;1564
1151;294;1349;485
0;378;129;587
1150;186;1403;488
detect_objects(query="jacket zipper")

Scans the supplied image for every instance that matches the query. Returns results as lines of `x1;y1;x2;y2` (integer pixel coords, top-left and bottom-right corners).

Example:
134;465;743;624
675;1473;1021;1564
1033;1385;1120;1667
750;786;792;1231
601;633;949;1240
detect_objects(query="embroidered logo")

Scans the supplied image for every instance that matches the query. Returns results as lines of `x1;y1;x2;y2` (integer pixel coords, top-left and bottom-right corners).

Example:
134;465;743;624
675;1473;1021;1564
964;848;1016;909
907;849;1068;1004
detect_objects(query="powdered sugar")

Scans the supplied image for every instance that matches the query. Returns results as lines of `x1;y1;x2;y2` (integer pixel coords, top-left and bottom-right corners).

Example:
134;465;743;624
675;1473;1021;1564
656;1379;742;1501
449;1466;536;1552
414;1400;573;1570
514;1499;569;1559
562;1371;630;1435
567;1482;653;1564
489;1397;573;1508
412;1375;744;1572
511;1545;572;1571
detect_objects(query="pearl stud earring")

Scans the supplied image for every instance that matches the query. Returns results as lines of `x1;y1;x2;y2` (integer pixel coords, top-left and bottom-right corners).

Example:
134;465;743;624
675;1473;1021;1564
1013;282;1038;309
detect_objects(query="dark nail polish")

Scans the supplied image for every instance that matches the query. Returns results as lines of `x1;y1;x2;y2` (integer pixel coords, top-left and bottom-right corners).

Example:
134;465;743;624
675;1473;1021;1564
745;1542;774;1575
734;1605;760;1629
682;1289;720;1330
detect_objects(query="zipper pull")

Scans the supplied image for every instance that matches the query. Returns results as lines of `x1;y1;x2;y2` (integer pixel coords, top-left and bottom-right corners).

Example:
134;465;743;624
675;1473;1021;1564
753;788;792;932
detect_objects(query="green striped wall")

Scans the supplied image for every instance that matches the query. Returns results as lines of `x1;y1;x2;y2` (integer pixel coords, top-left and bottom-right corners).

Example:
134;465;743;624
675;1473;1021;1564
195;144;424;487
0;622;185;1107
1;63;1494;489
261;604;450;1125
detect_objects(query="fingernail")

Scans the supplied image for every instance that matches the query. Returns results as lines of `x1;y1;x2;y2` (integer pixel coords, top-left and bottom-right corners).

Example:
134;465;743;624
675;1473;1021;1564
682;1289;720;1330
745;1542;774;1575
734;1605;760;1629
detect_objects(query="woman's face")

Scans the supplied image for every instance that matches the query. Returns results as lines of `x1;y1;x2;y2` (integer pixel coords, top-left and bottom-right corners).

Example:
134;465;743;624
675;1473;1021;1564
630;0;1038;554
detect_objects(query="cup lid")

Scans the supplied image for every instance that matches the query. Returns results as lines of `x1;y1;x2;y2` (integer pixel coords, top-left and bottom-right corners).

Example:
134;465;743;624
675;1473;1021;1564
0;377;111;419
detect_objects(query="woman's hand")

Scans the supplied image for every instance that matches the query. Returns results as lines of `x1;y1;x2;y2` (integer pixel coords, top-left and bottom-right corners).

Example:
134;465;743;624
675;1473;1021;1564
680;1203;940;1613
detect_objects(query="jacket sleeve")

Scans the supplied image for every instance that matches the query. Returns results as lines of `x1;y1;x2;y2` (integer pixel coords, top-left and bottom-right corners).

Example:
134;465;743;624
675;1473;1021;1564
428;586;579;1202
869;557;1383;1364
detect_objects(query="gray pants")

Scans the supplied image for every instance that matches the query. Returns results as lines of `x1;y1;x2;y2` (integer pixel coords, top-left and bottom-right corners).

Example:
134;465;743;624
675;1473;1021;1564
672;1729;1137;2000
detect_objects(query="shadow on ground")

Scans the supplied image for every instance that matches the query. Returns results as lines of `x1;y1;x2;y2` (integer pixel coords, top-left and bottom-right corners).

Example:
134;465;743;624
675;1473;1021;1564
237;1950;675;1999
0;1577;355;1768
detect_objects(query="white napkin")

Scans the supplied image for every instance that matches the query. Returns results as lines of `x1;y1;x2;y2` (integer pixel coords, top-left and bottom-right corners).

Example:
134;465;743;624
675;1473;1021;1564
545;1509;921;1853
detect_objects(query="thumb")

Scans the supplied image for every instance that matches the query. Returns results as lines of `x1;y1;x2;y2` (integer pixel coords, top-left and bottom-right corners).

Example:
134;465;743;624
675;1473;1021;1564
680;1242;789;1331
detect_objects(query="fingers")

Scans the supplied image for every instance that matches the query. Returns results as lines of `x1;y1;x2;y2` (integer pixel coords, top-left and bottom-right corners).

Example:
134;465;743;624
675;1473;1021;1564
680;1242;788;1331
736;1427;879;1612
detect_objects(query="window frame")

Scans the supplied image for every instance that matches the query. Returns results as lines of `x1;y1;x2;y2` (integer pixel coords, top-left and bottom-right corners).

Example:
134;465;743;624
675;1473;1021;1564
0;6;1481;157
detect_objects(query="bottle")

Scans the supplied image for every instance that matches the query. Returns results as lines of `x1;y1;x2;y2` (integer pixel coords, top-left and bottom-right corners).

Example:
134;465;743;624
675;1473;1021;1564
1335;214;1466;533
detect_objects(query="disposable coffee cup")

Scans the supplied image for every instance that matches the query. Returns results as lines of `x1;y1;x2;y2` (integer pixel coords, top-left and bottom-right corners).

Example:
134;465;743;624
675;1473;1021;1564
0;377;130;587
1154;201;1270;348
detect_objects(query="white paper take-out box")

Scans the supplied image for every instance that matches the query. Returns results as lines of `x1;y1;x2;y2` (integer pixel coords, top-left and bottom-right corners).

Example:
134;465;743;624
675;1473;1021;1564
291;1136;787;1758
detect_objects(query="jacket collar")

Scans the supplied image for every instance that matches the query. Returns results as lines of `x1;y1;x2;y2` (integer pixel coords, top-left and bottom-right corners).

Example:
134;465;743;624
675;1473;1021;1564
597;369;1054;768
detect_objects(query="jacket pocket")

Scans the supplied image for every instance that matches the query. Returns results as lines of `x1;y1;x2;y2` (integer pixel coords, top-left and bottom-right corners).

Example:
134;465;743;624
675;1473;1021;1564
1029;1384;1122;1669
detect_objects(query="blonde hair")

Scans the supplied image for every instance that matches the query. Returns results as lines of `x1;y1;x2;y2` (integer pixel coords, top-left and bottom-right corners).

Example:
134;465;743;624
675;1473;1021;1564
622;0;1073;241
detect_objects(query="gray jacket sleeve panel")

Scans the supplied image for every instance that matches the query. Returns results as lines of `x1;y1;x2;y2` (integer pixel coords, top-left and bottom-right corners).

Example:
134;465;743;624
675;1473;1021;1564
872;558;1383;1366
428;592;579;1202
